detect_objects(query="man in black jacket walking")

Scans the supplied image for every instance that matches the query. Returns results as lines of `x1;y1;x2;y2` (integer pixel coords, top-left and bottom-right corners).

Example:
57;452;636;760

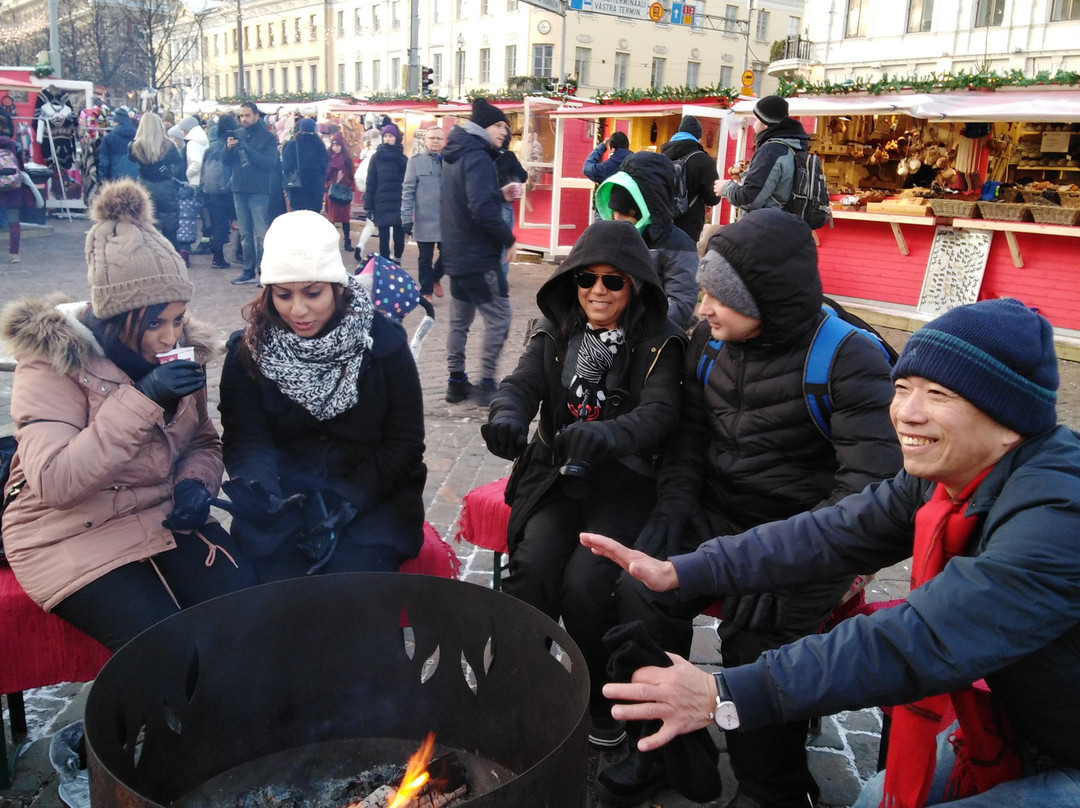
224;101;281;285
659;116;720;241
440;99;517;407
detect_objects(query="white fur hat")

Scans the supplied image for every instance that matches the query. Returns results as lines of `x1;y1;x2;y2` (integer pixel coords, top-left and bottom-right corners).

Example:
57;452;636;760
260;210;349;286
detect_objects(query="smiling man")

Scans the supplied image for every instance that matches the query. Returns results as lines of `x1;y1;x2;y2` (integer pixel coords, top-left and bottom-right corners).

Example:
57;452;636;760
584;297;1080;808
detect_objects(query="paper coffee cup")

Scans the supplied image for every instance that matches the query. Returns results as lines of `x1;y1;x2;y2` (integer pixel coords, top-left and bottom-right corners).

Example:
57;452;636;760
156;346;196;364
509;183;524;199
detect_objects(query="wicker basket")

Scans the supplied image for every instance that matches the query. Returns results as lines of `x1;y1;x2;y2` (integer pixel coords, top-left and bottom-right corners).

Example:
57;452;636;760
977;201;1032;222
1029;206;1080;226
928;199;980;218
1058;191;1080;209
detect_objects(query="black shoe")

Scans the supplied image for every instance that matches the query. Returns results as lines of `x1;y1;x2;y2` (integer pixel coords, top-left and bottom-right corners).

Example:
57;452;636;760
588;714;627;748
445;376;472;403
472;378;498;408
231;273;258;285
353;247;363;263
212;258;231;269
343;239;352;252
595;748;668;808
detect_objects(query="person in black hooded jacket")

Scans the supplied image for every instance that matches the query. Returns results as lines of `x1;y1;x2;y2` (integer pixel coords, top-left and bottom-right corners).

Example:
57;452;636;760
658;115;720;241
594;207;902;808
718;95;810;213
595;151;699;329
481;218;686;754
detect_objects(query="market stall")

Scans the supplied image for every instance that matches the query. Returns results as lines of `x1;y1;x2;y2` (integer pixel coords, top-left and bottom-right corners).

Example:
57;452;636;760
729;87;1080;335
534;99;737;258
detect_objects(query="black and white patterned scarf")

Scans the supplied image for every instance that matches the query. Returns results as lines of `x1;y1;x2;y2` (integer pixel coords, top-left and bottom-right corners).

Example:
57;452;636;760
254;276;375;421
567;324;624;421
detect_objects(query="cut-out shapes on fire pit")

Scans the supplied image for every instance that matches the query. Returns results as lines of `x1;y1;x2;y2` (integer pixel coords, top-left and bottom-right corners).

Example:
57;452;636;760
548;638;572;674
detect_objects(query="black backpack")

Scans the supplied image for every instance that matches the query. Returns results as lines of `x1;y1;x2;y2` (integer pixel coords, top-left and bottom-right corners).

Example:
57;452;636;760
671;152;702;217
772;142;831;230
201;149;228;195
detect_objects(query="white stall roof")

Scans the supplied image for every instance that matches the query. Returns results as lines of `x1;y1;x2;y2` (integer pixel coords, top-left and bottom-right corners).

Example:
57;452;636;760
732;86;1080;122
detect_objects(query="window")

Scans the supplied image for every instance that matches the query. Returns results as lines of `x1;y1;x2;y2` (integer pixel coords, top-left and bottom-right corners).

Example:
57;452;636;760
244;70;250;91
845;0;870;37
355;61;363;90
505;44;516;80
296;65;304;91
215;74;221;97
391;1;401;28
294;18;301;43
756;9;769;40
481;0;489;13
372;6;381;31
354;8;363;35
202;35;208;57
457;0;465;18
243;26;249;50
281;20;287;45
433;52;443;85
373;59;381;90
788;15;801;35
575;47;590;86
508;0;518;8
686;60;699;88
213;34;219;56
974;0;1004;25
231;29;236;51
724;4;738;34
456;49;465;89
720;65;733;86
267;23;274;47
281;67;289;93
614;52;628;90
256;69;263;94
650;57;665;88
532;43;553;76
269;68;275;92
309;14;318;40
907;0;933;31
336;10;344;36
256;26;262;48
311;64;318;90
480;48;491;83
751;60;765;95
434;2;440;22
391;57;401;88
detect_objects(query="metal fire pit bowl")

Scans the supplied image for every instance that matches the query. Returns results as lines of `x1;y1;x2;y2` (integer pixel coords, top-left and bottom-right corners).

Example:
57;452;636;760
84;574;589;808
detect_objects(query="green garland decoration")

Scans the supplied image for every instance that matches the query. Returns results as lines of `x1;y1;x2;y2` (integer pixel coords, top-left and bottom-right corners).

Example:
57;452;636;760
32;64;53;79
595;83;738;105
779;69;1080;97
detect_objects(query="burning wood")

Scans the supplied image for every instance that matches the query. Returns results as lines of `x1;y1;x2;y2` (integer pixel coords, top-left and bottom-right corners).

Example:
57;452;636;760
353;783;467;808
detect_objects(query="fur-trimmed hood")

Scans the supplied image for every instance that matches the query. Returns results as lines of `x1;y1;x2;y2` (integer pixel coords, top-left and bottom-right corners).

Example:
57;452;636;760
0;295;217;377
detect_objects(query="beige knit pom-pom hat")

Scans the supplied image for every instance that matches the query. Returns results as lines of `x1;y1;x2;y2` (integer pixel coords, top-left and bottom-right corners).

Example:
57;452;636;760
85;178;192;320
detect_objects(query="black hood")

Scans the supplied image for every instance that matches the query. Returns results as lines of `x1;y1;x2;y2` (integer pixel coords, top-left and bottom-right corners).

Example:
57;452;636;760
618;151;676;241
441;122;494;165
537;219;669;339
705;208;822;349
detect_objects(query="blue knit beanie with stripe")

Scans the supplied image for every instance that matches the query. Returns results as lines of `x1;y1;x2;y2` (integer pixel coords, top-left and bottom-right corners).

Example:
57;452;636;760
893;298;1058;436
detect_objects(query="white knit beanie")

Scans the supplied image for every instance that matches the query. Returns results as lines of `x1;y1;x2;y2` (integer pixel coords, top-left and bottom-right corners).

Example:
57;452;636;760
260;210;350;286
85;179;192;320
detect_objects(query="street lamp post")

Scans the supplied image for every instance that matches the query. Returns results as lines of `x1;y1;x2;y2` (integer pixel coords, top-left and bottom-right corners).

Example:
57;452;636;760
456;33;464;99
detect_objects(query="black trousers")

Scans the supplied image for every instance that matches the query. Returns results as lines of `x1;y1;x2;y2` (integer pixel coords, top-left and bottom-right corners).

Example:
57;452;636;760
378;218;405;261
205;192;236;258
501;469;656;712
416;241;444;295
51;523;256;652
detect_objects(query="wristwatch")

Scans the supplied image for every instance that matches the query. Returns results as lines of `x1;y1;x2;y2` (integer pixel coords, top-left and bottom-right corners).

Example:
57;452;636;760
710;671;740;730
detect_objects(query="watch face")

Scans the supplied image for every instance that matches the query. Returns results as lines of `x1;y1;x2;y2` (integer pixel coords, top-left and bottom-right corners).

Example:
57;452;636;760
538;20;551;34
714;701;739;731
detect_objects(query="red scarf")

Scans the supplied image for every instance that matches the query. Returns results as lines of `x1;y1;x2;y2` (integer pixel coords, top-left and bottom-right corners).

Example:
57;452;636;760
880;469;1022;808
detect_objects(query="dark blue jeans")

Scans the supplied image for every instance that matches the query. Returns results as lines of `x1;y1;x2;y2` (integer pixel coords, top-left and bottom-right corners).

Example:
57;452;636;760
233;192;270;277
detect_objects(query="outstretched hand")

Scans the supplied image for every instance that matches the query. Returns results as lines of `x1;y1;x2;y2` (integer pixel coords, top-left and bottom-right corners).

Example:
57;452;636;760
579;532;680;592
602;653;717;752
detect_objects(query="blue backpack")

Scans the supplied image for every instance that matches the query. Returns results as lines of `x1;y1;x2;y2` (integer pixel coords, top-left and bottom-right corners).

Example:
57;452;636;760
695;302;896;438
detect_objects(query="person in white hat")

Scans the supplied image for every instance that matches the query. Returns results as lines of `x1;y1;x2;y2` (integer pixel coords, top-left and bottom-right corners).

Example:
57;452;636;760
218;209;427;582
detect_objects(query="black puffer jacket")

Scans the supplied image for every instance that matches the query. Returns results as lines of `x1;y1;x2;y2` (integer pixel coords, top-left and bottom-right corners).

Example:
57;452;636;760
365;140;408;227
222;117;281;196
489;219;686;550
129;144;184;236
659;136;721;240
663;208;901;536
440;122;515;276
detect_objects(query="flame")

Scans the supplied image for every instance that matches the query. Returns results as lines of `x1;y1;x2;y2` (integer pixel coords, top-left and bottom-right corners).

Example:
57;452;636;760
387;732;437;808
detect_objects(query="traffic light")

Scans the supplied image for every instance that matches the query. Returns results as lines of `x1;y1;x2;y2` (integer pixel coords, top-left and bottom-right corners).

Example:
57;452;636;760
421;66;434;94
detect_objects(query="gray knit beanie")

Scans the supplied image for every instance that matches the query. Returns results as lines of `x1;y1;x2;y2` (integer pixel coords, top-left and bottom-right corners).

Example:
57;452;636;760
697;250;760;319
86;179;192;320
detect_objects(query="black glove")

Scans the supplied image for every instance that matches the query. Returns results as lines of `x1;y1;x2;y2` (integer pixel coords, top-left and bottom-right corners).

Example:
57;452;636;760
634;501;712;559
134;360;205;408
481;420;527;460
220;478;306;523
724;592;785;633
162;478;213;531
298;493;359;574
402;223;413;236
554;421;612;465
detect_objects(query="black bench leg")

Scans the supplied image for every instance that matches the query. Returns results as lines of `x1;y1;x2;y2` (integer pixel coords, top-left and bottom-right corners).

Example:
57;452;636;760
1;691;28;788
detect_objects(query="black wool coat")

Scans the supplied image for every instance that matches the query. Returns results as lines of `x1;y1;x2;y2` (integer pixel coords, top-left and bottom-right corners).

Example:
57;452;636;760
365;142;408;227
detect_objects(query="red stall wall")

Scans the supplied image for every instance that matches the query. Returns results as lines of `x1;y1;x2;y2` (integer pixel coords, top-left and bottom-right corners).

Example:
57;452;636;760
815;219;933;307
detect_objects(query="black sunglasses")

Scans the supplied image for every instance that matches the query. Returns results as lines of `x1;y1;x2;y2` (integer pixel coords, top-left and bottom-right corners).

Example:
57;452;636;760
574;271;626;292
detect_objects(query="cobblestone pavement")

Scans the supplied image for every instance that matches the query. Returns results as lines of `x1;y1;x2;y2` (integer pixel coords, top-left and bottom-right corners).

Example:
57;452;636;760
3;217;1078;808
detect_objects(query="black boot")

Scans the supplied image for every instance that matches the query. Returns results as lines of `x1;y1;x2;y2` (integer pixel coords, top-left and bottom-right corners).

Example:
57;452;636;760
594;746;667;808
